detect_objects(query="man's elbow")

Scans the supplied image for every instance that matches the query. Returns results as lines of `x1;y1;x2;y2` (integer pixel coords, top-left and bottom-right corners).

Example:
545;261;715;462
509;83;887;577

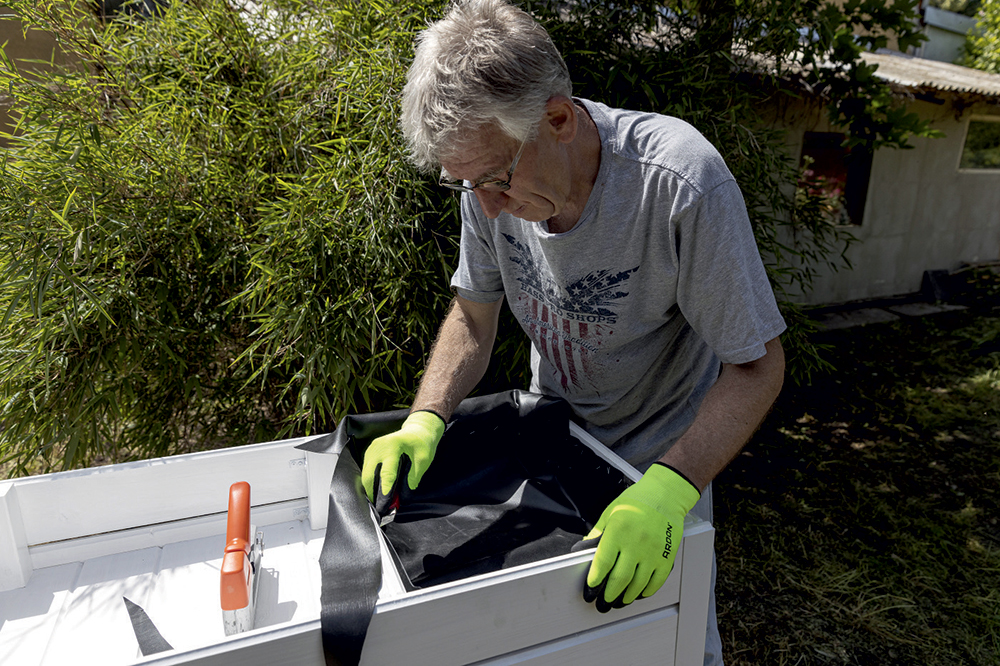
727;336;785;399
761;336;785;398
451;295;504;348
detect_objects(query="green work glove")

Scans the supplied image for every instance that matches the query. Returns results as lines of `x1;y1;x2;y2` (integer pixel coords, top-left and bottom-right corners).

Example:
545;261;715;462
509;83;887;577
361;410;446;506
580;463;700;613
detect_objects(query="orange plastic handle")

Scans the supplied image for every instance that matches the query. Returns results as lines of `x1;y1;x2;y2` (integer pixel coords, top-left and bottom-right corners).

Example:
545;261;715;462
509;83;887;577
221;482;252;611
226;481;251;550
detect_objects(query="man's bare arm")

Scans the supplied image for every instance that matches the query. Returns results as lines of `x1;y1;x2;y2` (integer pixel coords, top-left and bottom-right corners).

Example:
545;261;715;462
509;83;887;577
658;336;785;491
360;295;501;501
411;294;504;420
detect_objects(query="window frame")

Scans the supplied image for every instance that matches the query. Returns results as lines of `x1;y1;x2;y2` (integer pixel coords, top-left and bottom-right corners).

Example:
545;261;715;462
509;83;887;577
797;130;872;227
957;114;1000;174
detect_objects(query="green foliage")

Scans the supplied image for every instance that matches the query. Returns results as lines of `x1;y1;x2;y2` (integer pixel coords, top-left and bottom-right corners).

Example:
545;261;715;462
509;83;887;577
0;0;455;474
521;0;937;382
961;0;1000;73
0;0;944;474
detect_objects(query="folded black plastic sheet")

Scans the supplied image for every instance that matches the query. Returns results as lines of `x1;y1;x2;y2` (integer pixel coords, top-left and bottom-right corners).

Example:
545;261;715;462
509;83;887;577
298;390;632;665
376;391;631;588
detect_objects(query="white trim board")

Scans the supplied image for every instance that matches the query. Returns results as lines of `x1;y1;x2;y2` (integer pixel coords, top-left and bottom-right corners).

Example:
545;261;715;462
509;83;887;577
12;435;327;548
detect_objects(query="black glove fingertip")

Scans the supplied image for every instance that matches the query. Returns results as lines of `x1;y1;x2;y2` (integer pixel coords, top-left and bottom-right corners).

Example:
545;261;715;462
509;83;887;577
372;462;399;517
396;455;413;491
370;462;383;501
583;565;609;606
373;486;395;518
595;585;628;613
574;533;602;603
588;573;616;613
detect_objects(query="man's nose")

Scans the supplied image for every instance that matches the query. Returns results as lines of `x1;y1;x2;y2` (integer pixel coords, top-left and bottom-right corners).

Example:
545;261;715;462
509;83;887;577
475;189;509;219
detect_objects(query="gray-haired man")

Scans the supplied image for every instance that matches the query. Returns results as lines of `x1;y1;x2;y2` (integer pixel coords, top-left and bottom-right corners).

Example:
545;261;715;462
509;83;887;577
361;1;786;663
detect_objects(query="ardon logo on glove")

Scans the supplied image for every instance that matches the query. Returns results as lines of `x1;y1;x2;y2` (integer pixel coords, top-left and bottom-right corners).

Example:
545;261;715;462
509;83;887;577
662;523;674;559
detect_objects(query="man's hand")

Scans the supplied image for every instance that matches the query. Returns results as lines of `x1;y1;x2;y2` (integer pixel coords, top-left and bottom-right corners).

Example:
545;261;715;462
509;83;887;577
361;410;446;505
578;463;700;613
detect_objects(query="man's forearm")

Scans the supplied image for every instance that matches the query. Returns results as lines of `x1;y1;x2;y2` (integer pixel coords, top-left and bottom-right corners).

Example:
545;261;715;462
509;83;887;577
411;295;503;420
658;336;785;491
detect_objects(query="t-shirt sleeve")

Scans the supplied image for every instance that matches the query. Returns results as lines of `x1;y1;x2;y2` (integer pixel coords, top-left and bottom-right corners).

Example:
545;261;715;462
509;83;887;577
674;178;787;364
450;193;506;303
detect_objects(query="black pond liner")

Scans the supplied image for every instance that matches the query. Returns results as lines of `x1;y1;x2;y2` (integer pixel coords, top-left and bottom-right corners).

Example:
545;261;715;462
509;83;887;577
376;392;631;589
330;390;631;587
297;390;632;665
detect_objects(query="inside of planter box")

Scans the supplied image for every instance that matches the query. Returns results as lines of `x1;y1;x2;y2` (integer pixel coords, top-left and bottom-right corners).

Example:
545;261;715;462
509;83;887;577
348;394;634;590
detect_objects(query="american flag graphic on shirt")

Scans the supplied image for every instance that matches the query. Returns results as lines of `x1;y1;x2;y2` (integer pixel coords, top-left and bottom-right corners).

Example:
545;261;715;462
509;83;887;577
502;233;639;391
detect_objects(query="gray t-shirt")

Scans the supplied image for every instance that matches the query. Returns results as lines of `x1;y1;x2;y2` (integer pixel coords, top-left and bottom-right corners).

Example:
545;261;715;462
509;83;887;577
451;98;786;470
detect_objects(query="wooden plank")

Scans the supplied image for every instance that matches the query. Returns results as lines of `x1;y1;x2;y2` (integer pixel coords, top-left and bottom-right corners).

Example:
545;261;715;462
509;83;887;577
0;562;81;665
133;587;682;666
359;550;681;666
672;523;715;666
136;620;324;666
473;605;679;666
15;438;315;547
0;482;32;591
4;522;327;666
132;548;687;666
28;500;310;572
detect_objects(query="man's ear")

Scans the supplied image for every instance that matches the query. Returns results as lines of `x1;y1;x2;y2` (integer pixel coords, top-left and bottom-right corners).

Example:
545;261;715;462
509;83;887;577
544;95;578;144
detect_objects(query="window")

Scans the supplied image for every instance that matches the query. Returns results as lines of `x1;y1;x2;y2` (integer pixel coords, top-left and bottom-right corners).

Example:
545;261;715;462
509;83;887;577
797;131;873;226
960;117;1000;171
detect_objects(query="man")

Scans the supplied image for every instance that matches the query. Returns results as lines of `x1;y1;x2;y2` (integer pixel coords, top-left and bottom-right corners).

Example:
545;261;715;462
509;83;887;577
361;1;786;663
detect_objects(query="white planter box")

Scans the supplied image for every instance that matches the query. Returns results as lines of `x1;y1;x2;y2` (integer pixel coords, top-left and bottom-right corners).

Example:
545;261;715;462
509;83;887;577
0;423;714;666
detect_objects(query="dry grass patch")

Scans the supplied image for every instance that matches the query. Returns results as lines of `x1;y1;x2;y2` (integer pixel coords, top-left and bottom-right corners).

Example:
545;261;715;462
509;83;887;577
717;288;1000;665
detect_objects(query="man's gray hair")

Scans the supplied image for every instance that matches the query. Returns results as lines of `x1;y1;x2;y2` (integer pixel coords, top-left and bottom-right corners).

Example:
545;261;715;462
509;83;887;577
401;0;572;173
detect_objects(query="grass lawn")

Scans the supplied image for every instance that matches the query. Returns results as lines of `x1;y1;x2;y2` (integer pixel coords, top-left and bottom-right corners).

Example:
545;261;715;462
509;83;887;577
716;281;1000;665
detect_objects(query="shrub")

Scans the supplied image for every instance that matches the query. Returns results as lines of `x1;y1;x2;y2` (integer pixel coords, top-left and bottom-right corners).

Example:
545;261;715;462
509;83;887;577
960;0;1000;74
0;0;455;473
0;0;940;474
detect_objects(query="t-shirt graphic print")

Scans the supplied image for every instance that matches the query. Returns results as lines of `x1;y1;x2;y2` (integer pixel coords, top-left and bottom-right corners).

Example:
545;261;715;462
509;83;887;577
503;232;638;391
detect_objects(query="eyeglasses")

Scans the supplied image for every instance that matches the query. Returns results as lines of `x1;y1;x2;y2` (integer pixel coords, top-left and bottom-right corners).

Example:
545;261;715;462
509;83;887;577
439;136;527;193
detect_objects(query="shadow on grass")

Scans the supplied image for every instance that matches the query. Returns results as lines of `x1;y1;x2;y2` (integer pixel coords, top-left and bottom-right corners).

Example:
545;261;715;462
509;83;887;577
716;300;1000;665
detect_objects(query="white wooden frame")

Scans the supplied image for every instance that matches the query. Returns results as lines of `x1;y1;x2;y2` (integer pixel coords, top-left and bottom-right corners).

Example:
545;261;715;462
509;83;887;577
0;424;715;666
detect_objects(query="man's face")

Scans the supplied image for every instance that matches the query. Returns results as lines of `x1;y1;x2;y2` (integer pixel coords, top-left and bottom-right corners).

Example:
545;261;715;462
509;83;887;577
439;122;572;223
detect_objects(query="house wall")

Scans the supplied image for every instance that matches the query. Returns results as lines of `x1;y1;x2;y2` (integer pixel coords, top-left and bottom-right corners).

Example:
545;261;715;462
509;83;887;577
776;97;1000;306
916;5;979;63
0;7;71;147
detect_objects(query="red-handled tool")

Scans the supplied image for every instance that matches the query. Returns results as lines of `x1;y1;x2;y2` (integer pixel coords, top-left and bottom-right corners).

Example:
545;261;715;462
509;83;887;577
220;481;264;635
